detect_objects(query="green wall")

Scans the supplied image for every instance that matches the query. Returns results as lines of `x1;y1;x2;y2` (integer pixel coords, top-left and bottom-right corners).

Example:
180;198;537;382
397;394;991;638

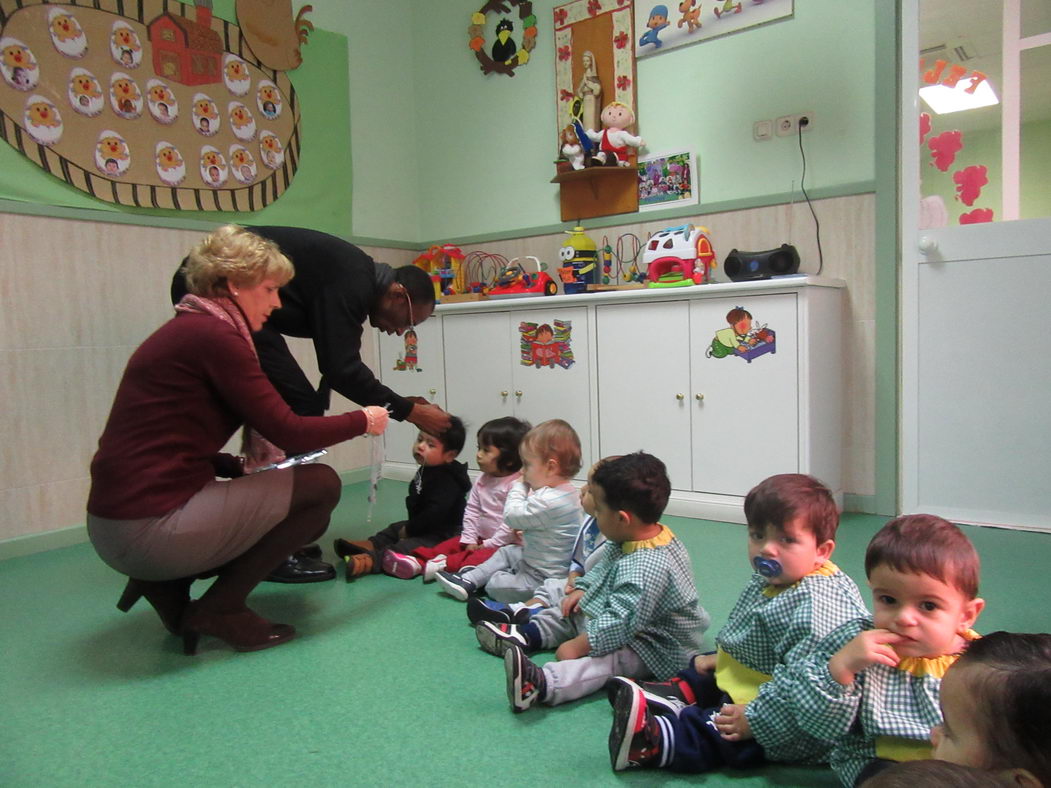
401;0;876;242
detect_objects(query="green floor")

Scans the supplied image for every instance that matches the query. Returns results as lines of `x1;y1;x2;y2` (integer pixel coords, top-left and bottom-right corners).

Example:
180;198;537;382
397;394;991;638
3;479;1050;787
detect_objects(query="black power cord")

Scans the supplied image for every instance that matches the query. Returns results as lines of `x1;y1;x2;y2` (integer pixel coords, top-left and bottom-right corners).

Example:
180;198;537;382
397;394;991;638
797;116;824;276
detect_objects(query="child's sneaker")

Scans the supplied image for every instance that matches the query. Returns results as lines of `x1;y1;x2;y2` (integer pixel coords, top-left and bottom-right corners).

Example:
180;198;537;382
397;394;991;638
605;676;689;717
467;596;513;625
381;550;422;579
504;644;546;713
475;621;533;656
435;569;477;601
609;679;670;770
422;555;447;583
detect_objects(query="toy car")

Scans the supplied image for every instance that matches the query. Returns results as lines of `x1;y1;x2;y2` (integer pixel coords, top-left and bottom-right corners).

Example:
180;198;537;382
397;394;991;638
487;256;558;298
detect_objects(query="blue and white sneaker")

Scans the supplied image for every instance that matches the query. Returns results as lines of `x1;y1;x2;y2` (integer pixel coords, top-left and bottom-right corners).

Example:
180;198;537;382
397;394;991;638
467;596;513;625
435;570;477;601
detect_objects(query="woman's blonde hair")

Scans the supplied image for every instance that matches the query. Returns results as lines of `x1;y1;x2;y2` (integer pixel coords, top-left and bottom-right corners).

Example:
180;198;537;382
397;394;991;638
181;225;294;297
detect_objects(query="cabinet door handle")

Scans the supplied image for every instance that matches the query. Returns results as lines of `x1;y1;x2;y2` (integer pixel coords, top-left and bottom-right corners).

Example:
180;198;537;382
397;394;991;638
500;390;509;397
515;390;523;397
676;393;685;400
428;388;437;396
695;393;705;401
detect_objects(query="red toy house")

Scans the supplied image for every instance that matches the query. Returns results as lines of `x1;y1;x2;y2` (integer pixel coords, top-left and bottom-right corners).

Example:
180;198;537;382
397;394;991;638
148;0;222;86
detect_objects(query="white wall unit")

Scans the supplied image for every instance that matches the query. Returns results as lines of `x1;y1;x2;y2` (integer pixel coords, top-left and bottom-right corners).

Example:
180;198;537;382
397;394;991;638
379;279;844;520
442;306;592;475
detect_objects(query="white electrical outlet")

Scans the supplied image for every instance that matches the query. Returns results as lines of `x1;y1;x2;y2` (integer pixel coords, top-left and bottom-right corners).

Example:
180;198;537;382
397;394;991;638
775;112;815;137
753;120;773;141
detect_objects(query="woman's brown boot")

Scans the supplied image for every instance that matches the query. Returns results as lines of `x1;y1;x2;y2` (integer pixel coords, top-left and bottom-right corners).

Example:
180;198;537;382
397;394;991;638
180;600;295;655
116;577;193;635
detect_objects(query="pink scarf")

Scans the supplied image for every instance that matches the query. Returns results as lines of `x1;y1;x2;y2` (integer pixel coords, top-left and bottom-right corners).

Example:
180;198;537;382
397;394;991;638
174;294;285;471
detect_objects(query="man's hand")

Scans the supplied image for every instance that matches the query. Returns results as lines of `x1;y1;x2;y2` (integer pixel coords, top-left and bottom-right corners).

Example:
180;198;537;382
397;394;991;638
829;629;905;686
407;402;452;435
714;703;753;741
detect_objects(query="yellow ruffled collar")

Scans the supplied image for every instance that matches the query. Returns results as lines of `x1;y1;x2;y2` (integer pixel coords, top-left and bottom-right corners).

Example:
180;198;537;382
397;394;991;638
762;560;840;597
896;629;981;678
621;524;674;554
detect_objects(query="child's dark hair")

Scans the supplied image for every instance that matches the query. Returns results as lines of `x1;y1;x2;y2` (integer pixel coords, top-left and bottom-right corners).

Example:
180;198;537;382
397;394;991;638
477;417;531;474
864;514;980;599
591;452;670;524
521;419;581;478
952;631;1051;783
743;474;838;545
433;415;466;456
859;760;1011;788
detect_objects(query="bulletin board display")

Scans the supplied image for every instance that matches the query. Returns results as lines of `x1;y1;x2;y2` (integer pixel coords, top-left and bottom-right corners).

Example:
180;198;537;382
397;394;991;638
0;0;299;212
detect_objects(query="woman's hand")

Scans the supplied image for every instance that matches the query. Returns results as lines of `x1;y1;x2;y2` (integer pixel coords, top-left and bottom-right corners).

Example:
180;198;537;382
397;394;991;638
363;406;390;435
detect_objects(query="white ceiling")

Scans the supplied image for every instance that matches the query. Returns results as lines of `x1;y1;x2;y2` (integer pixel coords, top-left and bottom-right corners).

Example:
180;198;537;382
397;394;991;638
918;0;1051;132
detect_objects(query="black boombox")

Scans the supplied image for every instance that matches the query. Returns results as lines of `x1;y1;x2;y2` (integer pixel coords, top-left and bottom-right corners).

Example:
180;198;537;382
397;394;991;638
723;244;801;281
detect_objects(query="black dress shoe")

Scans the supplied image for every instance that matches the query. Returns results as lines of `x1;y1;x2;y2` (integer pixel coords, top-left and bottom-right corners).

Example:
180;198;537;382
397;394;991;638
265;553;336;584
295;544;323;561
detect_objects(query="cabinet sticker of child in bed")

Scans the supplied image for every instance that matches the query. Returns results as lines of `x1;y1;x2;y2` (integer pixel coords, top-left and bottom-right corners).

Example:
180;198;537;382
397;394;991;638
520;321;575;369
706;307;776;363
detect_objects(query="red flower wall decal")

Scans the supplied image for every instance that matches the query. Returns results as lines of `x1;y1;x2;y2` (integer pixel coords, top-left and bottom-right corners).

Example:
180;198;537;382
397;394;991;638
927;130;963;172
614;31;629;48
616;75;631;91
959;208;994;224
558;45;572;61
953;164;988;206
554;8;568;25
587;0;602;15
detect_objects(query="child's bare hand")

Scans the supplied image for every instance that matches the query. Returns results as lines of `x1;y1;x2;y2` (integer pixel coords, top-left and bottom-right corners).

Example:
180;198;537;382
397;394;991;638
829;629;905;685
464;543;481;552
714;704;753;741
560;588;585;617
693;653;717;673
555;633;590;661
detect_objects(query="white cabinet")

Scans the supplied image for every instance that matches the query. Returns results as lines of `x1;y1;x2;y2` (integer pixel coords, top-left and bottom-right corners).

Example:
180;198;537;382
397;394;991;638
690;294;799;497
442;306;592;475
378;279;843;521
376;318;446;465
596;294;798;498
596;301;693;490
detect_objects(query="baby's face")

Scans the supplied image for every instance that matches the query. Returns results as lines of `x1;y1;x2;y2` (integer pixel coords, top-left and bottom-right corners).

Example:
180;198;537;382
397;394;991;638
747;517;830;587
930;662;987;767
868;565;982;658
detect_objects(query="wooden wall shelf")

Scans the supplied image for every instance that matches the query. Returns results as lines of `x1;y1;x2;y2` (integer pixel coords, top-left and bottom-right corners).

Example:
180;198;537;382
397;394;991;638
551;165;639;222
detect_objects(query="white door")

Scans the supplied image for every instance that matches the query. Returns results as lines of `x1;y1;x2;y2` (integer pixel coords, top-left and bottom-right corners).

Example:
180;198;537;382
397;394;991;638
690;295;799;497
901;0;1051;530
442;311;515;470
511;306;592;476
596;301;693;490
377;317;446;464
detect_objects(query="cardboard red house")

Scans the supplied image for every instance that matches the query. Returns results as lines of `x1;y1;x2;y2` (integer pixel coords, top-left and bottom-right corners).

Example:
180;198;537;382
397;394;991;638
148;0;222;86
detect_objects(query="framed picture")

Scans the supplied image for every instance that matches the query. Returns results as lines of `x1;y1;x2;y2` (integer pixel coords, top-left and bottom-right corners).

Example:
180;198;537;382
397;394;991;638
553;0;636;155
637;150;698;211
635;0;793;60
